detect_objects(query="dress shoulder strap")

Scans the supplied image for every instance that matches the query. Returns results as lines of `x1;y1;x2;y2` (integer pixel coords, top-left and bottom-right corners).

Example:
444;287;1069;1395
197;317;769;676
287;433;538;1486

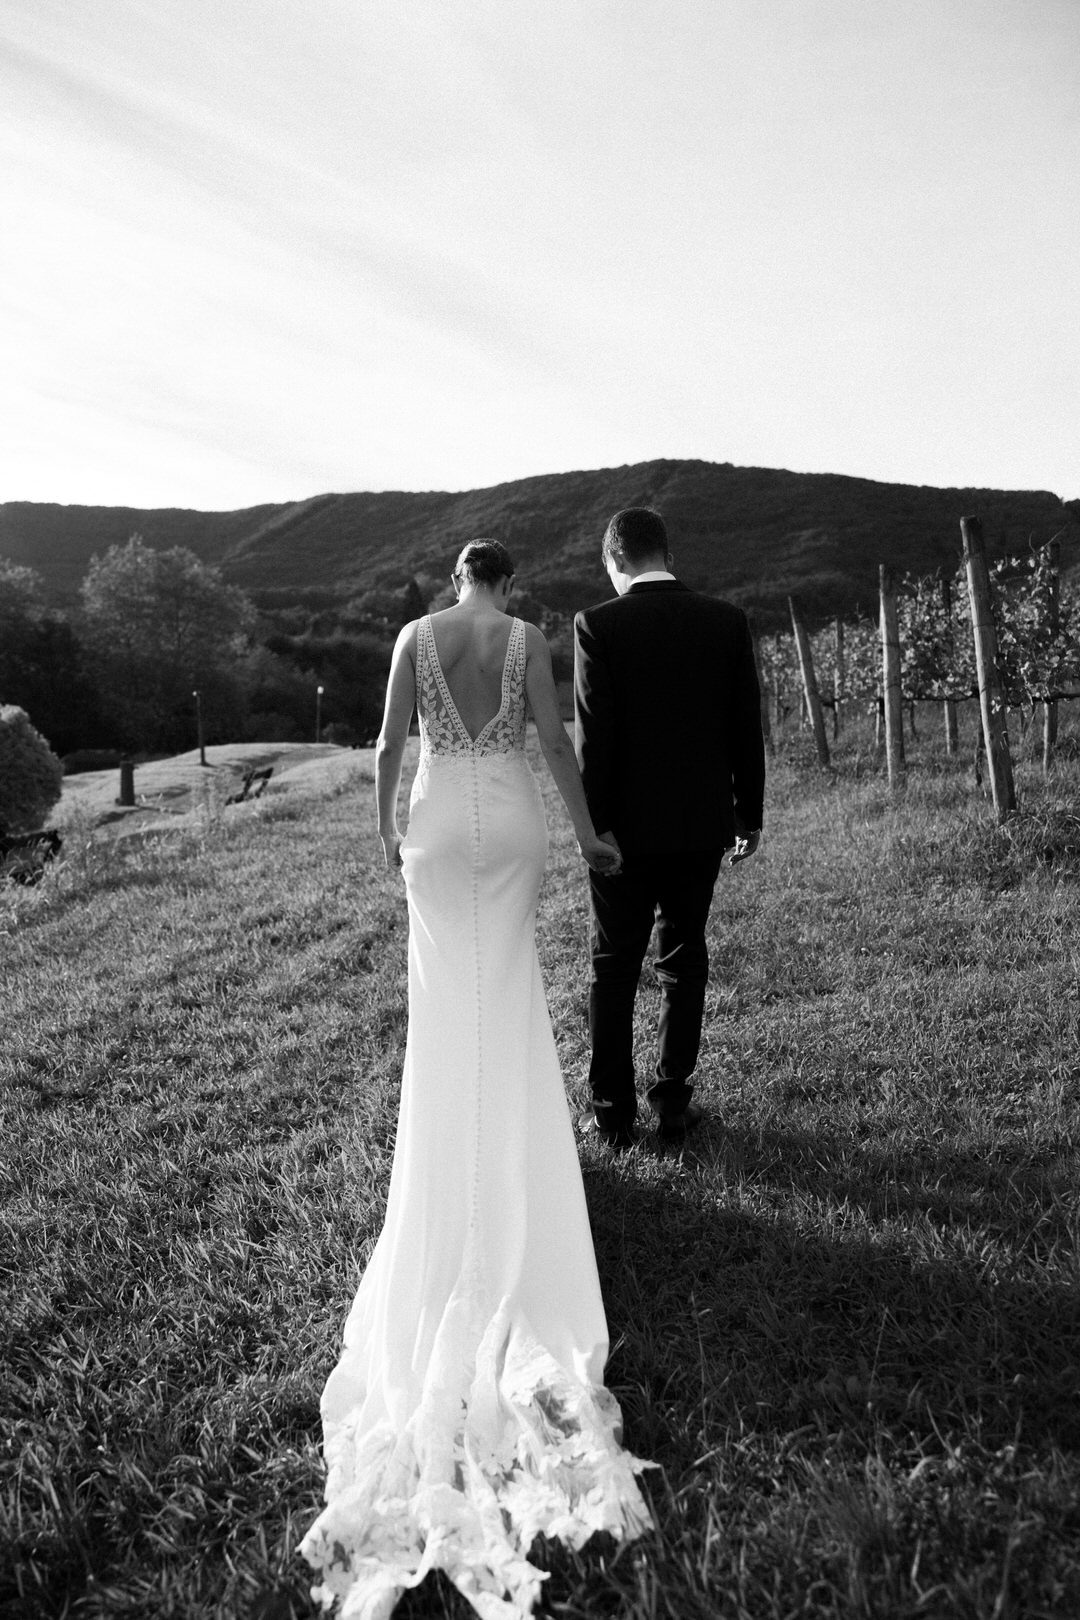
415;615;433;682
503;617;528;739
510;616;528;693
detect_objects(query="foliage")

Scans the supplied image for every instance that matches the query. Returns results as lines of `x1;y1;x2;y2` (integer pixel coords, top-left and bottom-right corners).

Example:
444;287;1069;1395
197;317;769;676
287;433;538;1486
60;749;125;775
261;631;392;745
322;721;361;747
756;630;799;714
813;615;881;704
0;555;45;622
0;557;105;753
0;704;63;833
236;645;320;744
80;536;256;752
990;547;1080;704
764;542;1080;716
400;577;427;627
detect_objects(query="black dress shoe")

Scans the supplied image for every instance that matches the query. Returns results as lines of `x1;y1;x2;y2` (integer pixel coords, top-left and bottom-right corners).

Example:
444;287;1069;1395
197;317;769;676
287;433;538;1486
656;1102;704;1142
577;1111;637;1151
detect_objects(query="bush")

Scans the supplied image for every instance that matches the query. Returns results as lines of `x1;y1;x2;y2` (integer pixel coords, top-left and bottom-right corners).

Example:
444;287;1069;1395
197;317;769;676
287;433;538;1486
322;722;360;747
244;710;305;744
0;706;64;834
62;749;125;776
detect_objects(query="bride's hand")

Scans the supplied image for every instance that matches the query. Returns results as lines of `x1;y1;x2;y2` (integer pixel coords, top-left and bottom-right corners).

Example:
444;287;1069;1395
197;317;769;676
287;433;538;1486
580;832;622;874
380;830;403;870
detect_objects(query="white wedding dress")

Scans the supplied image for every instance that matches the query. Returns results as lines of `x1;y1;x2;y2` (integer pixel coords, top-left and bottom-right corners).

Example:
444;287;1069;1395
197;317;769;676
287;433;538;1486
300;615;652;1620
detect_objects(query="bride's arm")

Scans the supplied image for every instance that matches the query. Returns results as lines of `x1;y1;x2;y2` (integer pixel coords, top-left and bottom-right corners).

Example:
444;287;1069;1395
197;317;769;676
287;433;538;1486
376;623;417;868
523;624;620;873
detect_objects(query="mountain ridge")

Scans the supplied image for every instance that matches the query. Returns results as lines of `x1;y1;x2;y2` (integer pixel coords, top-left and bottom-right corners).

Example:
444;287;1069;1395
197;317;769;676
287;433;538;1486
3;459;1076;627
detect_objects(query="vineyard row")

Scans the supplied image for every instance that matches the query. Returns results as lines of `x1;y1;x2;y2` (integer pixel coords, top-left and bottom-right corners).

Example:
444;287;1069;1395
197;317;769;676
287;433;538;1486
759;532;1079;710
755;520;1079;812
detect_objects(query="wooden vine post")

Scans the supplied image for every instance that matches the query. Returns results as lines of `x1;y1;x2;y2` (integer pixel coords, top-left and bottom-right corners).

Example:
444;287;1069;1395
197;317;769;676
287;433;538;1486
940;574;958;755
879;565;905;789
833;616;845;738
788;596;830;766
960;515;1016;819
1042;536;1060;777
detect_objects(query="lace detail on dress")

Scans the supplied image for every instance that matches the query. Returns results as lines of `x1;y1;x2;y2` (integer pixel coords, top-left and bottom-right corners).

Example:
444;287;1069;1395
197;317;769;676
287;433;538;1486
301;1295;653;1620
416;617;527;759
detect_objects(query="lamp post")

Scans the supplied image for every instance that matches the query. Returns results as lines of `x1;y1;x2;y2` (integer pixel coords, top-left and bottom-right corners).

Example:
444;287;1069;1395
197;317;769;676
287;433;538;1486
316;684;324;744
193;689;206;767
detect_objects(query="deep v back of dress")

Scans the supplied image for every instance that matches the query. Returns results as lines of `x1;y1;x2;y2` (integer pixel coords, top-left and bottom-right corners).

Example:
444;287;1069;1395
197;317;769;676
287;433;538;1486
424;611;517;744
416;614;527;759
300;610;651;1618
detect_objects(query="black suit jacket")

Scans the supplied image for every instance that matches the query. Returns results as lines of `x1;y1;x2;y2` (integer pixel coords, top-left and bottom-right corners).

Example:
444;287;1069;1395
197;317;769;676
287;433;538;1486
574;579;765;855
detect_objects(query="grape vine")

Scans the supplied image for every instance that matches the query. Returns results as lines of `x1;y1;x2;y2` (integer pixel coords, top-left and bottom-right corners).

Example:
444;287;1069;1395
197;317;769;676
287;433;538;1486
759;542;1080;712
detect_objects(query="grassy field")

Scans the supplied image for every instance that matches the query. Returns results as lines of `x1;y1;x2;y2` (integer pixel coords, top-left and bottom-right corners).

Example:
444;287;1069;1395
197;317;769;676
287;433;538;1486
2;708;1079;1619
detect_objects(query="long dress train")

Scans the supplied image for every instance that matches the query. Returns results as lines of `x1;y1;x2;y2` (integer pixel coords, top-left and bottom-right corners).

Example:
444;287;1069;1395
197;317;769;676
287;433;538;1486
299;615;652;1619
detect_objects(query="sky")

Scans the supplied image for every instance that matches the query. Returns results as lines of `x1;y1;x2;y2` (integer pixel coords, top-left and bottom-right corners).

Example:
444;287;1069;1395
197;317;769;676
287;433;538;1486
1;0;1077;510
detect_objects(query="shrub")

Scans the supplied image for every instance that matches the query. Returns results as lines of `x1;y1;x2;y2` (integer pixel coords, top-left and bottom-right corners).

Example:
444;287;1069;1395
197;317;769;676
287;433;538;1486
245;710;305;744
0;706;64;834
322;722;360;747
62;749;125;776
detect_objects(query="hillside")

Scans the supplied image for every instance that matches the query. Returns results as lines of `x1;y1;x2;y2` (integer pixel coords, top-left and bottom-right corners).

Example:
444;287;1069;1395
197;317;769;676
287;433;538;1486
3;460;1076;627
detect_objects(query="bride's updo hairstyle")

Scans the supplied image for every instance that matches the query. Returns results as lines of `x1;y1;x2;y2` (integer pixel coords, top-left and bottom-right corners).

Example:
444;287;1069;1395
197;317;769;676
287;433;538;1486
453;539;515;588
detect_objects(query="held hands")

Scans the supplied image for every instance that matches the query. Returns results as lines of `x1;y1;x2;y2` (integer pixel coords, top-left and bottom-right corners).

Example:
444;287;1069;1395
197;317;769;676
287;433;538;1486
579;830;622;875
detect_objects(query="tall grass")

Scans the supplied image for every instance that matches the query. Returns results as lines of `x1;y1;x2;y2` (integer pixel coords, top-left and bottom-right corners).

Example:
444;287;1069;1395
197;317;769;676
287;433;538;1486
2;718;1079;1618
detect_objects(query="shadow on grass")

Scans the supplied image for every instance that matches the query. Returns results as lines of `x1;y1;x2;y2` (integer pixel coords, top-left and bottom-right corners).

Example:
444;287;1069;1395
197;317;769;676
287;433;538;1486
581;1133;1080;1472
703;1117;1079;1247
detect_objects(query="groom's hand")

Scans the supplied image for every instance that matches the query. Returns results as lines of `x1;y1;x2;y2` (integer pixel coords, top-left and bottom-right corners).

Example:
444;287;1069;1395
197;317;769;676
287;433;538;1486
580;830;622;874
726;828;760;865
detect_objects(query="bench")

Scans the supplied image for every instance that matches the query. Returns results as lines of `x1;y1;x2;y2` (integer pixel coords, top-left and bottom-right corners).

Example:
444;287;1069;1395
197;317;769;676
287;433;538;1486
226;766;274;806
0;829;63;886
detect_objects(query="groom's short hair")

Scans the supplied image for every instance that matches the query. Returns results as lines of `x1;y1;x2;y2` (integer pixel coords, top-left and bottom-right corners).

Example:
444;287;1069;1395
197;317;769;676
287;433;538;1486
602;507;668;565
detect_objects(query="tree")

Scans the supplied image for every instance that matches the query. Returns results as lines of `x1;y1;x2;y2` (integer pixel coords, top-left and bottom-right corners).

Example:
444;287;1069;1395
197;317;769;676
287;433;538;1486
400;577;427;628
0;705;63;834
80;537;256;752
261;630;391;743
0;558;45;624
236;644;317;742
0;558;106;755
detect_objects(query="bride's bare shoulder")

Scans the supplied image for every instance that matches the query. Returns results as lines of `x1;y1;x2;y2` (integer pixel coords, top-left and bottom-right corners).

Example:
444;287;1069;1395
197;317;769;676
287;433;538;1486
391;617;421;663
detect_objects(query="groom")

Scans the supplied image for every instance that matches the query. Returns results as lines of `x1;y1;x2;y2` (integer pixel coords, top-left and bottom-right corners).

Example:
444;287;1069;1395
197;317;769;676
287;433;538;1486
574;506;765;1148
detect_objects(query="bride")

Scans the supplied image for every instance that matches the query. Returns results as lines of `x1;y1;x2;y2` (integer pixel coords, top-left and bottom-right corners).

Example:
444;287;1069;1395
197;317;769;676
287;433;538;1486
300;540;652;1618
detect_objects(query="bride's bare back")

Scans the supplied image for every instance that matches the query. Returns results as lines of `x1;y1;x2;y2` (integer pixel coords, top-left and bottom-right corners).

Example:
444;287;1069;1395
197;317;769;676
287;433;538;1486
375;569;619;876
427;607;515;743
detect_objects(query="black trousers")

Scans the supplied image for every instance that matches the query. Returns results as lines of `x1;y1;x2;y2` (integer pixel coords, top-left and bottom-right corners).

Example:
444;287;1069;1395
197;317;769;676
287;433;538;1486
587;848;724;1128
